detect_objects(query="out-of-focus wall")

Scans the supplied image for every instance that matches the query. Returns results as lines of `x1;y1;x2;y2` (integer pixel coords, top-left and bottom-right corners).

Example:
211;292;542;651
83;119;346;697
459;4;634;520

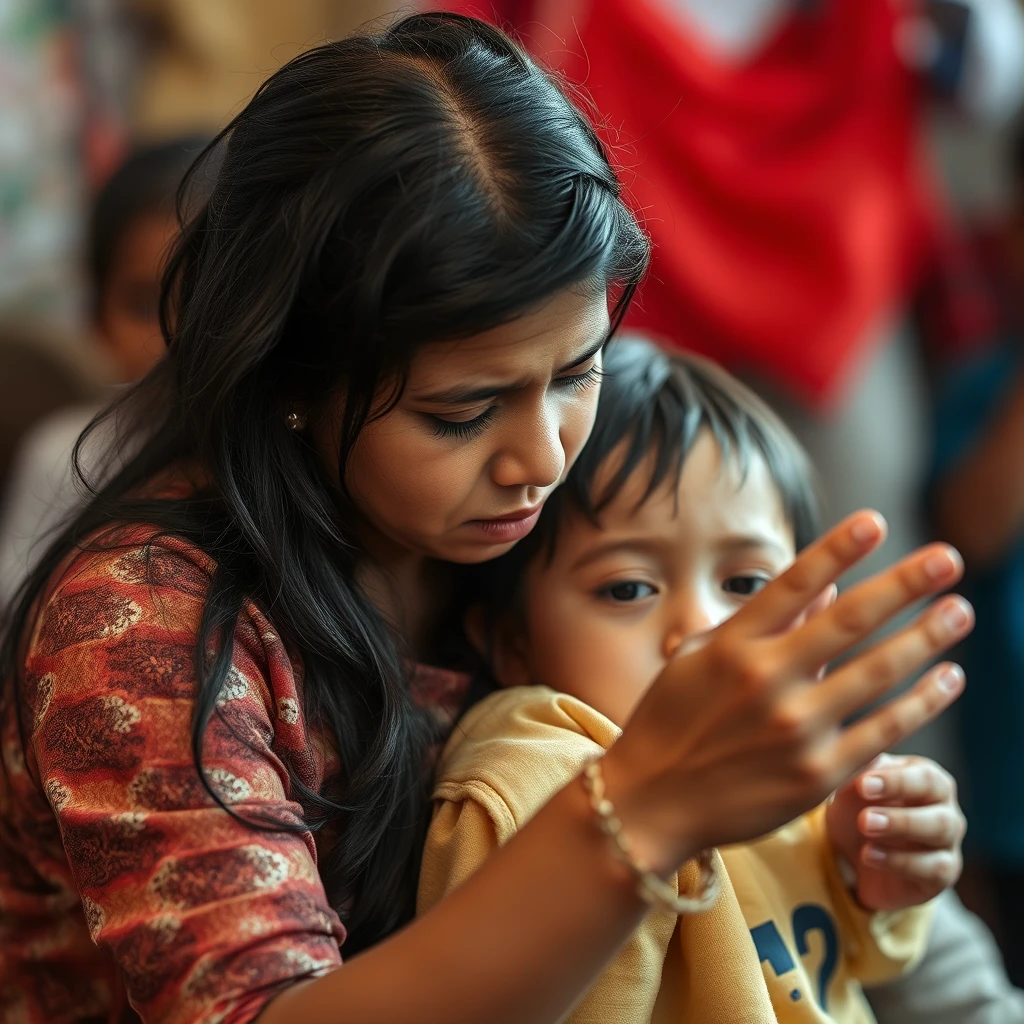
128;1;410;139
931;114;1017;218
0;2;84;325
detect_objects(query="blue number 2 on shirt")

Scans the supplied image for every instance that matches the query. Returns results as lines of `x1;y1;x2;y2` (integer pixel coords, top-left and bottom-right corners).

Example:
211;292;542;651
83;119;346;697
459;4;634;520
750;904;839;1010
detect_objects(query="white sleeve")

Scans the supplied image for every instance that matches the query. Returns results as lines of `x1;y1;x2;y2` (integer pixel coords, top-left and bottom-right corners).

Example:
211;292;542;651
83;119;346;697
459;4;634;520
0;408;95;607
865;889;1024;1024
960;0;1024;124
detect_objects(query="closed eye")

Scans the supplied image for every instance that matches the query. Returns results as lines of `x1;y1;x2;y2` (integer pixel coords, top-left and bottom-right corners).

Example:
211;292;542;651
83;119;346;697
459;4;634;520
554;363;604;394
428;406;496;440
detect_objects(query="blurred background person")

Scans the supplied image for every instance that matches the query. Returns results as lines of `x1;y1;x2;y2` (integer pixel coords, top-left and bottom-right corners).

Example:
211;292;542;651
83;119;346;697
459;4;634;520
0;136;206;609
928;120;1024;988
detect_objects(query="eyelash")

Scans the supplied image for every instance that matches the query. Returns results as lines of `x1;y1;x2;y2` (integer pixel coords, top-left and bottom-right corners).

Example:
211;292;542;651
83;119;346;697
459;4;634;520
429;363;604;440
723;574;773;597
429;406;497;440
555;363;605;394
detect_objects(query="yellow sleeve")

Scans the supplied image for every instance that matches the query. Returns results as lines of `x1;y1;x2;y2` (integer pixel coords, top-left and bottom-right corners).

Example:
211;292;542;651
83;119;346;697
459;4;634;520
417;780;675;1024
417;787;505;913
810;804;933;986
417;686;676;1023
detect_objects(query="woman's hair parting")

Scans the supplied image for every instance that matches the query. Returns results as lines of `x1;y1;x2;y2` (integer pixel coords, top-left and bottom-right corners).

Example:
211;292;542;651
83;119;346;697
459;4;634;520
475;336;819;638
0;13;647;953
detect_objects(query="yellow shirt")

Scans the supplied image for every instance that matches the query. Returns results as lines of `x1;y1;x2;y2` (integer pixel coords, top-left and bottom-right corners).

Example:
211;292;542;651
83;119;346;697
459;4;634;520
418;687;931;1024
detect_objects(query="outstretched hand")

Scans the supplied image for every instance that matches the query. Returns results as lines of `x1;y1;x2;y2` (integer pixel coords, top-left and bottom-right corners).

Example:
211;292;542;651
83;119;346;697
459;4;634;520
604;510;974;875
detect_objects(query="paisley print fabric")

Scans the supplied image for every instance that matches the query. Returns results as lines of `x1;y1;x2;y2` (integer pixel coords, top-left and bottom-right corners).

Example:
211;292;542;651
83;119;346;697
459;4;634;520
0;525;468;1024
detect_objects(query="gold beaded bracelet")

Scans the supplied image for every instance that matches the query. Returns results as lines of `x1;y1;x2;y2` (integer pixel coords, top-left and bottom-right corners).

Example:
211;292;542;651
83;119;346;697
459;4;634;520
581;758;720;915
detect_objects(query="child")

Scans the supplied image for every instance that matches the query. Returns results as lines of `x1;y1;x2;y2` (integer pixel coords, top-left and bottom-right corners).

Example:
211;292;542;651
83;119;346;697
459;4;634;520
418;338;966;1023
0;137;205;606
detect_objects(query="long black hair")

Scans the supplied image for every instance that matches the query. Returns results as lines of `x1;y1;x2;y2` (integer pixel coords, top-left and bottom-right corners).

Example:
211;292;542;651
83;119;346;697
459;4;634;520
0;13;647;952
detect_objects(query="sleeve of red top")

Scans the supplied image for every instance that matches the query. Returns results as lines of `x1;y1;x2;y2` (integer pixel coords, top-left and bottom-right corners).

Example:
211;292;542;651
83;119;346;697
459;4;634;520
22;538;344;1024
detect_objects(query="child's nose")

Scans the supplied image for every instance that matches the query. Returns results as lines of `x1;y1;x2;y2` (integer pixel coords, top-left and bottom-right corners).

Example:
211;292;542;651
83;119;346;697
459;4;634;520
663;626;715;660
662;605;717;659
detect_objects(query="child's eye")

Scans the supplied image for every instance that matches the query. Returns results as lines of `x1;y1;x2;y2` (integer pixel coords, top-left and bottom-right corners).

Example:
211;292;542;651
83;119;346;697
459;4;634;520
722;575;771;597
597;581;657;603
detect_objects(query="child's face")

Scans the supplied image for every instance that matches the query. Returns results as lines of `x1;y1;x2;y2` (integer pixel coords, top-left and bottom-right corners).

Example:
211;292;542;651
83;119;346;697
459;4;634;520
506;431;796;726
96;211;177;382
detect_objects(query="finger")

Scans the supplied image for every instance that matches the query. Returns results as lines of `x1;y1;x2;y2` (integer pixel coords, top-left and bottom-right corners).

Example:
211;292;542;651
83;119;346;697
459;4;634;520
731;511;887;636
857;758;956;806
794;584;839;630
807;595;971;726
859;805;966;849
783;545;965;673
831;662;966;778
862;846;963;888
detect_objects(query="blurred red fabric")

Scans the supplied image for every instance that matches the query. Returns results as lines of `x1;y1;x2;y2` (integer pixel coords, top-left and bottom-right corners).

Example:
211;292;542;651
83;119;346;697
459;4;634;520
444;0;978;408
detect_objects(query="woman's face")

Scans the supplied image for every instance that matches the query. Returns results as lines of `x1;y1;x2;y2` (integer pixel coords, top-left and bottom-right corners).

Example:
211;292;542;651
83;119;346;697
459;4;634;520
317;287;610;564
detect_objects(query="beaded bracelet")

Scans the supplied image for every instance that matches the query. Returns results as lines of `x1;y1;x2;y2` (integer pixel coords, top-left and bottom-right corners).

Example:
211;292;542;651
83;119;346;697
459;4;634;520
581;758;720;915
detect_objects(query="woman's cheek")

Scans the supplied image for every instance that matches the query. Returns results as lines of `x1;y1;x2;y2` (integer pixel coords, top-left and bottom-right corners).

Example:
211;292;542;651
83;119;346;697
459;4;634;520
560;392;601;476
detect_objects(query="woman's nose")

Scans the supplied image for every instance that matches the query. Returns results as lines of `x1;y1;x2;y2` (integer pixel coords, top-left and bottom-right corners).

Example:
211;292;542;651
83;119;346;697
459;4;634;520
490;403;564;491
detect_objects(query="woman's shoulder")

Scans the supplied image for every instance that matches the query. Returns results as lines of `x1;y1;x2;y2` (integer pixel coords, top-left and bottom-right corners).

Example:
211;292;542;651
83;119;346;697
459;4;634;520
31;526;217;649
19;522;311;781
22;522;292;717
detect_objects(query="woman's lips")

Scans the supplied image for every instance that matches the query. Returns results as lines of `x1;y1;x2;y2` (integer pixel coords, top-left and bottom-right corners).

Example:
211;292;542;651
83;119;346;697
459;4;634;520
466;506;543;542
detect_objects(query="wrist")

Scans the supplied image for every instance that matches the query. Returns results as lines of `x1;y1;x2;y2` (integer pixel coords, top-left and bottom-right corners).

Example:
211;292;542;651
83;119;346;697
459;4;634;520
598;742;700;878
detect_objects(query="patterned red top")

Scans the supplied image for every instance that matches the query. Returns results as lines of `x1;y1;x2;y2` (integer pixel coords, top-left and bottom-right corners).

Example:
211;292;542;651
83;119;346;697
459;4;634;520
0;526;469;1024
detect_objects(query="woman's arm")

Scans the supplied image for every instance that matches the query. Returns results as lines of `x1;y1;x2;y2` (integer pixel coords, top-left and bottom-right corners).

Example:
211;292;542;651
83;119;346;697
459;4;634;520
260;512;972;1024
263;777;649;1024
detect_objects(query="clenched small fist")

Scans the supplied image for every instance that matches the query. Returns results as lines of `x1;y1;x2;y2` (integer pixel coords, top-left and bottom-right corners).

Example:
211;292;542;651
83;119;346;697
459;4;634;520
825;753;966;911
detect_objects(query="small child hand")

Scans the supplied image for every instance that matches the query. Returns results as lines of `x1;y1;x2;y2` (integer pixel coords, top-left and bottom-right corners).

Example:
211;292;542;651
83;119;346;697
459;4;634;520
825;753;965;912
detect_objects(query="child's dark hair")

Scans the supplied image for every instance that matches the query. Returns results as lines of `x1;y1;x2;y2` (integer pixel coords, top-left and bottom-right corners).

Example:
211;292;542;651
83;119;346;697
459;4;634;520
88;136;209;307
2;14;647;955
564;336;818;549
478;336;818;634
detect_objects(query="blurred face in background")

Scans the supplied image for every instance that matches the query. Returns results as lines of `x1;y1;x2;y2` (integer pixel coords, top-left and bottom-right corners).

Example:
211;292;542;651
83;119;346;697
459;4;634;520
95;210;177;382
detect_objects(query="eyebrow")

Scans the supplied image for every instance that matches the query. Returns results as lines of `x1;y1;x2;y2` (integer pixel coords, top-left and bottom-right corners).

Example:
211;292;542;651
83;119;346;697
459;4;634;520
568;536;675;573
410;335;607;406
568;533;792;573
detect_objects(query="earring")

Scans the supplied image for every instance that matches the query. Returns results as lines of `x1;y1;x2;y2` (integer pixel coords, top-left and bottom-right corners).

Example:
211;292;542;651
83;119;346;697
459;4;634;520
285;409;307;432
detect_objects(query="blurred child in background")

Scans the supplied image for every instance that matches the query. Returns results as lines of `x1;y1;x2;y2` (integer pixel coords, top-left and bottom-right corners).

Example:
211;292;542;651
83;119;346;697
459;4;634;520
0;136;206;608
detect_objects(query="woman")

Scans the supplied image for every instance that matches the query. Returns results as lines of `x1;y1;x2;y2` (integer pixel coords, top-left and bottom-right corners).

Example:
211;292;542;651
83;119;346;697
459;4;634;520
0;14;971;1024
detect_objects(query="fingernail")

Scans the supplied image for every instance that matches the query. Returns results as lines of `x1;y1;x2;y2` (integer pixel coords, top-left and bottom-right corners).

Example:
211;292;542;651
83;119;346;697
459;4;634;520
864;845;887;865
861;775;885;798
851;514;883;545
937;664;965;695
925;549;958;580
940;599;971;634
864;811;889;834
